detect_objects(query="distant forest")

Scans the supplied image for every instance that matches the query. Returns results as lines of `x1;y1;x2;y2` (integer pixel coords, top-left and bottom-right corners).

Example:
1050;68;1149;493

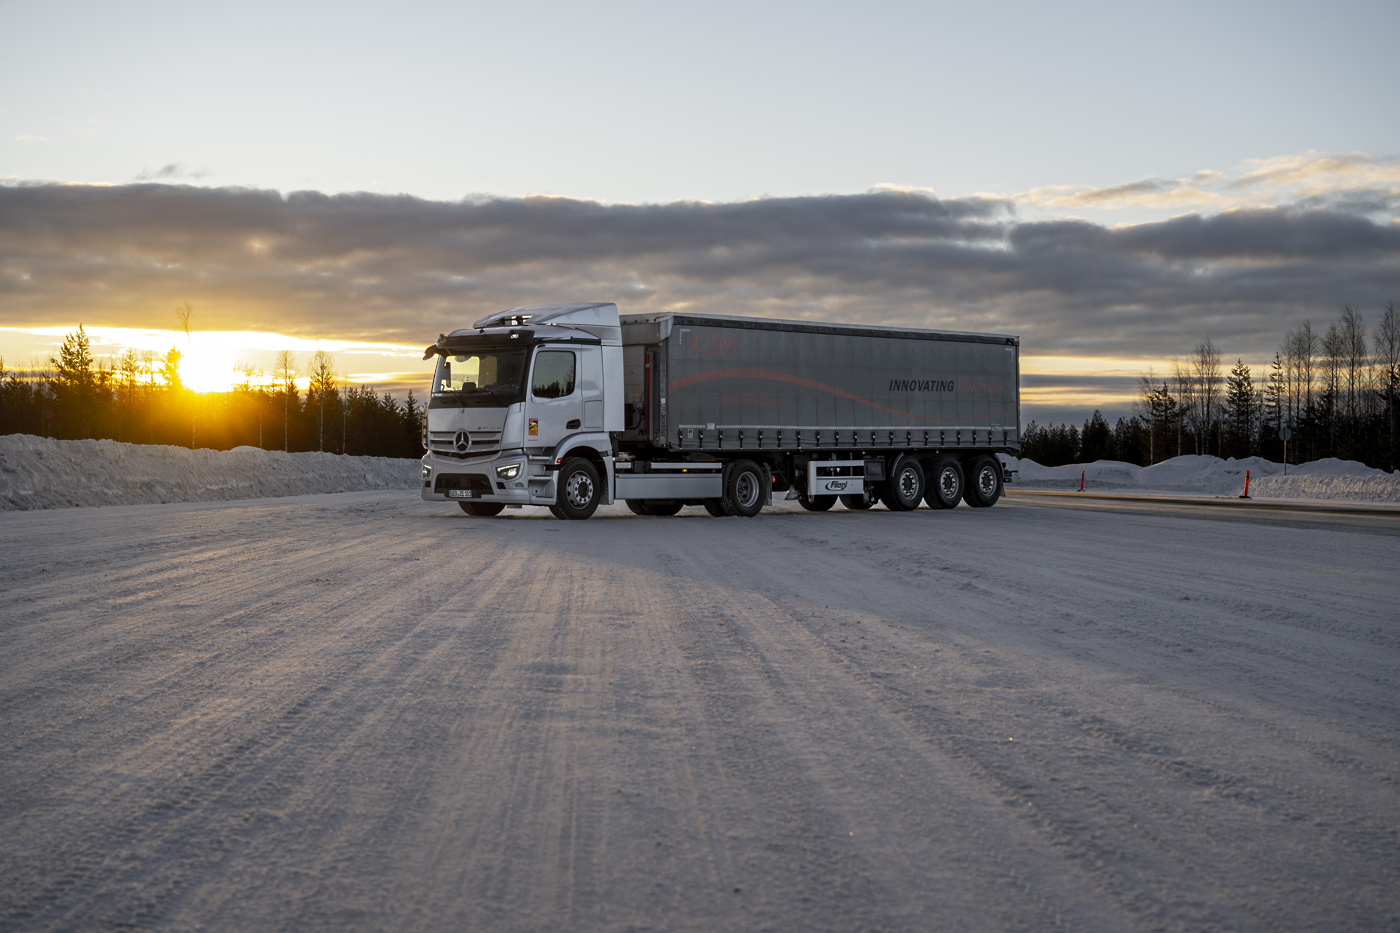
7;303;1399;471
1023;302;1399;471
1;327;423;459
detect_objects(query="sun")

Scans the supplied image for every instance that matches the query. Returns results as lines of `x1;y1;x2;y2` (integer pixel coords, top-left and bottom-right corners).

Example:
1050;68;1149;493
178;343;243;393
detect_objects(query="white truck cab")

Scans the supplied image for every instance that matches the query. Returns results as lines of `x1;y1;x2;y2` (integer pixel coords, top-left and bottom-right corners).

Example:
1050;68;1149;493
420;303;624;518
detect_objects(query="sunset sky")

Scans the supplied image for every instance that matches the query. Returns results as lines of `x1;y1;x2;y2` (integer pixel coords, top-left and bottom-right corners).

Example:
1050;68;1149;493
3;0;1398;424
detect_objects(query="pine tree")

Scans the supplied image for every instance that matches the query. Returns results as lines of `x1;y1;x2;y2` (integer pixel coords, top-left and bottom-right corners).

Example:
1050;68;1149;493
1222;358;1258;459
48;325;97;438
1080;409;1112;462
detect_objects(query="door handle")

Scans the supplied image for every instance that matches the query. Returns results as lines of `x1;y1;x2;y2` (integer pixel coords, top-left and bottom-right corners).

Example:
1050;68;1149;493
566;419;581;429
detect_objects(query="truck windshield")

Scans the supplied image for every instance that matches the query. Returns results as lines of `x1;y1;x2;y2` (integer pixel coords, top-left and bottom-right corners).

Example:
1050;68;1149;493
432;349;528;407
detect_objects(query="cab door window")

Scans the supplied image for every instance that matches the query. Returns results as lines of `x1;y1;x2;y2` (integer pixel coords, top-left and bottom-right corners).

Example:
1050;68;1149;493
532;351;576;399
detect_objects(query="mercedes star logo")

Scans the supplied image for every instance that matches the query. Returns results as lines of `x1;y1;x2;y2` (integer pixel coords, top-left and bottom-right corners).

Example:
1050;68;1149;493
453;430;471;452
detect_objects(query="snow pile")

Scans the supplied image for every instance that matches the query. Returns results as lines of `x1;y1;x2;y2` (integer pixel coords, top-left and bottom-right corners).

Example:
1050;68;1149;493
0;434;421;511
1002;453;1400;502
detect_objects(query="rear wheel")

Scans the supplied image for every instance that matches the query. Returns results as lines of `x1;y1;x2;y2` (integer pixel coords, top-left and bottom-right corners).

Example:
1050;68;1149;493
963;455;1003;508
797;490;837;511
840;493;872;510
879;455;924;511
703;499;730;517
724;460;765;518
646;501;683;516
925;457;963;509
554;457;602;520
625;499;652;516
458;501;505;517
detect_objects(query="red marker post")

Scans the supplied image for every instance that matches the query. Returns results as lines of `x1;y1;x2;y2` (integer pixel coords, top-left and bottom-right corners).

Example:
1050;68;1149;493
1239;469;1251;499
1078;470;1085;492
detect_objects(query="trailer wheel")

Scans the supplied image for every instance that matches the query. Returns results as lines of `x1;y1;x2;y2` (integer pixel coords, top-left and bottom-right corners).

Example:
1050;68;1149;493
459;501;505;517
880;455;924;511
797;490;837;511
840;494;872;510
963;455;1003;508
925;457;963;509
724;460;765;518
625;499;652;516
703;499;730;517
646;501;684;516
554;457;602;520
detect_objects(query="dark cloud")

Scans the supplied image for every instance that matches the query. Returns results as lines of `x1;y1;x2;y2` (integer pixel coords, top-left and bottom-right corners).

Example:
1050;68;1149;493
0;183;1396;362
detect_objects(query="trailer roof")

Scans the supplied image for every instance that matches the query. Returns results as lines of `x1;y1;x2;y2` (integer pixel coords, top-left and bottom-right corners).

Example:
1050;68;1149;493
620;312;1018;346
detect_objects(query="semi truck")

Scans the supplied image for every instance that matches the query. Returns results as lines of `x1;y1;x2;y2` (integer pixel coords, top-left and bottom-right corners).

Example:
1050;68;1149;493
420;303;1020;520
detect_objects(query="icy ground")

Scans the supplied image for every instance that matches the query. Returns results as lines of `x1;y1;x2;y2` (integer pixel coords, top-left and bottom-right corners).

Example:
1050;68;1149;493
1004;452;1400;502
1;489;1398;932
0;434;419;510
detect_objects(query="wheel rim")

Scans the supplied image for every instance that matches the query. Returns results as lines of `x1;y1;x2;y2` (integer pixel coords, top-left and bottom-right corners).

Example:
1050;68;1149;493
734;471;760;509
898;467;919;500
977;466;997;497
566;470;594;508
939;467;959;499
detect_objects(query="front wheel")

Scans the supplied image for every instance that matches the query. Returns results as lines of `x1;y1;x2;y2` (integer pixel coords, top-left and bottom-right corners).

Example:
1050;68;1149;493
554;457;602;520
459;501;505;517
963;455;1003;508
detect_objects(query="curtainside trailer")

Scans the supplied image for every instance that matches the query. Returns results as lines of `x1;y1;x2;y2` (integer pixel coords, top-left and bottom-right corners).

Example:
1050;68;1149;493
420;303;1019;520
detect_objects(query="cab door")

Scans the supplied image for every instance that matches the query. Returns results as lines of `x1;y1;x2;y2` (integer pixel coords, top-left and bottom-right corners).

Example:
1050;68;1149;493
526;347;582;448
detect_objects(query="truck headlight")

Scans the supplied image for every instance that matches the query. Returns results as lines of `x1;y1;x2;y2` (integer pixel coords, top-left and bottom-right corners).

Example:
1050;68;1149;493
421;463;431;478
495;463;521;480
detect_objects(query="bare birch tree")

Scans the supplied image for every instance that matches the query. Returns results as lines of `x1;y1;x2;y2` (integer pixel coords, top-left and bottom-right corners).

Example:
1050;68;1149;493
1192;338;1222;456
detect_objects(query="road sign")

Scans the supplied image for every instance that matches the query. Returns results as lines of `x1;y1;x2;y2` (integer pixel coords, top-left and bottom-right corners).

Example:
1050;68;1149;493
1279;426;1293;441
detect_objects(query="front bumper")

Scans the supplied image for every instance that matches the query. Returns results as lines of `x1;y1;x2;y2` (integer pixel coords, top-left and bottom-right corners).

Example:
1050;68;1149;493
420;450;553;505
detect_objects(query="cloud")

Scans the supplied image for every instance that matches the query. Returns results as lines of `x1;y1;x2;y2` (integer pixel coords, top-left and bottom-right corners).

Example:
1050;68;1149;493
134;163;209;181
0;182;1396;366
1021;151;1400;218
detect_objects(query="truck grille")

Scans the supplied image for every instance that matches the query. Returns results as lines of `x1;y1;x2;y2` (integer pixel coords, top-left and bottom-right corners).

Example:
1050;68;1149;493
428;430;503;459
434;473;493;495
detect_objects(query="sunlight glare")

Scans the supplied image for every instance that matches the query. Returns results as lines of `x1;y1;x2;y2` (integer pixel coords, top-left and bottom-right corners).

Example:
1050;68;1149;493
178;343;241;393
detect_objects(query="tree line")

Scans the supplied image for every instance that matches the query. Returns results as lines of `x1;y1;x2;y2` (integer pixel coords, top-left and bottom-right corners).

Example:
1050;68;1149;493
1;325;424;459
1021;302;1400;471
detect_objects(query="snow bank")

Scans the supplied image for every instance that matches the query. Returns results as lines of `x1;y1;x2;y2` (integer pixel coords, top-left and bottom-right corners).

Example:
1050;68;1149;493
1001;453;1400;502
0;434;421;511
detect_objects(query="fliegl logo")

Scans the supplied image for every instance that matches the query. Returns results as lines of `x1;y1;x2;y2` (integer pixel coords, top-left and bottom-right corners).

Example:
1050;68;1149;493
690;333;739;355
822;480;848;491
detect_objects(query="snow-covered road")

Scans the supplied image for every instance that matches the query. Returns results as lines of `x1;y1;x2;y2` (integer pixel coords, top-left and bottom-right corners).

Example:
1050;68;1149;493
2;493;1397;931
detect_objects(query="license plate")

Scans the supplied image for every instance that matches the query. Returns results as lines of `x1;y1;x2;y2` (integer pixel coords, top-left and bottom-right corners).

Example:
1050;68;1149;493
447;489;476;499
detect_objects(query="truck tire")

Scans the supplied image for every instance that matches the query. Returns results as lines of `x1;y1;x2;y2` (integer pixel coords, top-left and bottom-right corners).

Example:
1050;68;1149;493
797;490;837;511
963;455;1003;508
924;457;963;509
840;494;871;510
724;460;765;518
459;501;505;517
704;499;731;517
646;501;684;516
879;455;924;511
553;457;602;520
625;499;652;516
